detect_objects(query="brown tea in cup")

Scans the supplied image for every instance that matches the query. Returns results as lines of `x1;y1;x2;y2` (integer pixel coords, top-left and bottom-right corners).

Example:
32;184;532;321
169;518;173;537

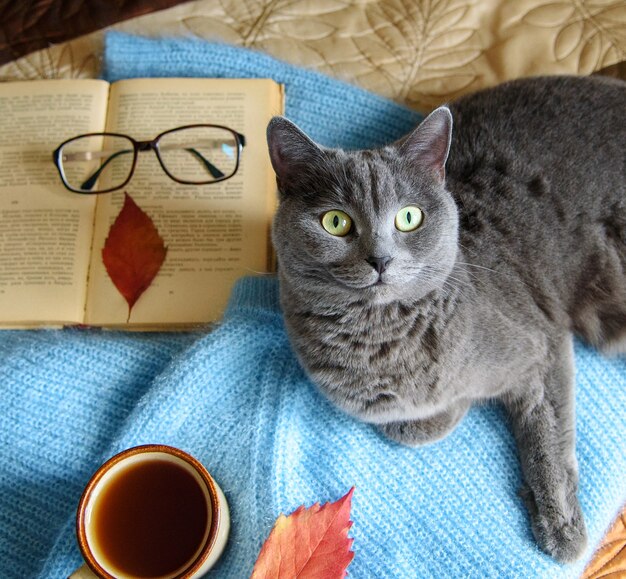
75;445;230;579
90;458;208;576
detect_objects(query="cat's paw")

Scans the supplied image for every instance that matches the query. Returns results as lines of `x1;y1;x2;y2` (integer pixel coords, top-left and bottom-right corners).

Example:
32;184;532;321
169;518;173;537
533;514;587;563
378;405;468;446
520;485;587;563
378;416;452;447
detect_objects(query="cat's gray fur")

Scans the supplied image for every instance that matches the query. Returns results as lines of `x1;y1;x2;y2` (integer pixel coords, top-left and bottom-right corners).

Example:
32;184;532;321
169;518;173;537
266;75;626;563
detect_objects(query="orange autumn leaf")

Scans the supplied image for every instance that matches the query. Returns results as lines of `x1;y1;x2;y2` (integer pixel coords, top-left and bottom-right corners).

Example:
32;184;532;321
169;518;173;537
251;487;355;579
102;192;167;319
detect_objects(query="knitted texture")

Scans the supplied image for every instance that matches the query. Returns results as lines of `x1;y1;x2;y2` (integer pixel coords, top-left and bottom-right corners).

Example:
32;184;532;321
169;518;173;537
0;33;623;578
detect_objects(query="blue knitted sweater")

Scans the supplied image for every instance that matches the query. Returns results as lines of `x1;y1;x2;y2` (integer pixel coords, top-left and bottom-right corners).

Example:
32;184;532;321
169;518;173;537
0;33;624;578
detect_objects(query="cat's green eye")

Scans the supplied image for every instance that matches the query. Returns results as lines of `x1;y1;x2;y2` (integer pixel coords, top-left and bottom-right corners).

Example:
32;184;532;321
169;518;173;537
321;210;352;237
395;206;423;232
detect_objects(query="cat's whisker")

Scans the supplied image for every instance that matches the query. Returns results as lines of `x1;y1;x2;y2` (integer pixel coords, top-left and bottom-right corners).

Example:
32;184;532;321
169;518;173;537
451;264;488;285
455;262;500;275
453;261;540;292
242;268;276;276
451;265;481;282
418;270;473;302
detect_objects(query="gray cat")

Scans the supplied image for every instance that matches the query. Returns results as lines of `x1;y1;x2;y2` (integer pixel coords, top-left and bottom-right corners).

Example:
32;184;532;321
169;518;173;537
266;75;626;563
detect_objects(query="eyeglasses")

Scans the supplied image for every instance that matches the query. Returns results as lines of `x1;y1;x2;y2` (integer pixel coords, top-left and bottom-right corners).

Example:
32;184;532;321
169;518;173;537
53;124;246;194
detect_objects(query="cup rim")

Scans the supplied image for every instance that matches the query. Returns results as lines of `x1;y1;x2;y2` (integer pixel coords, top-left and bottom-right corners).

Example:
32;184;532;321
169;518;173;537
76;444;221;579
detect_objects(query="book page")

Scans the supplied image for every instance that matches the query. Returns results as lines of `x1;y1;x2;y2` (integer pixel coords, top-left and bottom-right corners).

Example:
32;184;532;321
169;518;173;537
84;78;282;327
0;80;108;326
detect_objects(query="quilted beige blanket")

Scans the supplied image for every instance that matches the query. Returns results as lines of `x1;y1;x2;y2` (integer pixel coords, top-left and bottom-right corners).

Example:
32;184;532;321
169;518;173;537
0;1;624;576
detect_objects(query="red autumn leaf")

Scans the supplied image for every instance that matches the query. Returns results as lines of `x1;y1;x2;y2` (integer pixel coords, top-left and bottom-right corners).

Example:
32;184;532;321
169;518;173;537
251;487;355;579
102;192;167;319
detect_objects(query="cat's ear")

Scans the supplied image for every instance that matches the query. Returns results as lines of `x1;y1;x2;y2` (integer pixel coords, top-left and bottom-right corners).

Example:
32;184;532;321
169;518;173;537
266;117;324;190
398;107;453;183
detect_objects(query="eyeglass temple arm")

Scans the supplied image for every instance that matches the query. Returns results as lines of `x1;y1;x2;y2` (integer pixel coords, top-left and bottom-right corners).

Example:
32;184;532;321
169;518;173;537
80;149;133;191
184;148;225;179
80;147;229;190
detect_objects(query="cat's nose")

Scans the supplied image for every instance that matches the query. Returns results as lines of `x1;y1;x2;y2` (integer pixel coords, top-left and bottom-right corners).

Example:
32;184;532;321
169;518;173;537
366;256;393;274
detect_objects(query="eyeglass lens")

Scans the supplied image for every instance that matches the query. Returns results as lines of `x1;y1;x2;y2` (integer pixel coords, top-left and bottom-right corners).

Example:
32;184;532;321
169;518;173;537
57;127;240;193
60;135;135;193
156;126;239;184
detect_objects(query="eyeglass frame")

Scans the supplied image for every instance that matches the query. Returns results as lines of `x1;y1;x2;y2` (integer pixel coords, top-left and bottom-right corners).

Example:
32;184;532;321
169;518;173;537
52;124;247;194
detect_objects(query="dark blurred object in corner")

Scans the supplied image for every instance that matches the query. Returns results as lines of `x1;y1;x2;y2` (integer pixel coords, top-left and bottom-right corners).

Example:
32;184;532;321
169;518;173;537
593;61;626;81
0;0;192;65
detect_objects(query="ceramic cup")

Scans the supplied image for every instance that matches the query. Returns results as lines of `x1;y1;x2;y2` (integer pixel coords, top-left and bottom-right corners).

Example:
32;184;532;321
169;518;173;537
71;444;230;579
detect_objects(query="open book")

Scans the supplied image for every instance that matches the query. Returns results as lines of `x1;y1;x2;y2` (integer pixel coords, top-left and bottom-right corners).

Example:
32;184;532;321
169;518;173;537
0;78;284;328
